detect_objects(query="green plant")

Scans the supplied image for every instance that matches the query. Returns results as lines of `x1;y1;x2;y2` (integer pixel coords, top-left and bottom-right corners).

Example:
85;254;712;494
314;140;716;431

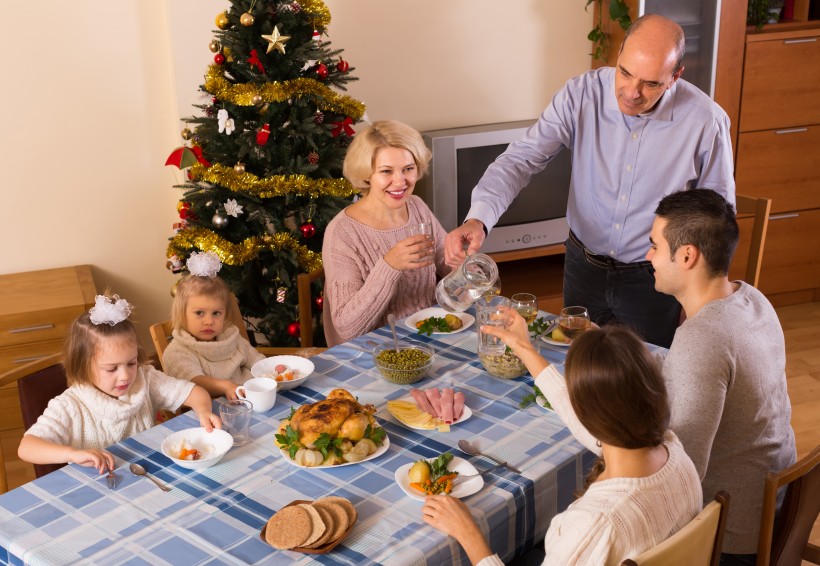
747;0;771;29
586;0;633;62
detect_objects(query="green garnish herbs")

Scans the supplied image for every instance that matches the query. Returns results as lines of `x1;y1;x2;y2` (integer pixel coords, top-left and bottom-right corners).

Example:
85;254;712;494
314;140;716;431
275;425;302;459
519;385;551;409
416;317;451;336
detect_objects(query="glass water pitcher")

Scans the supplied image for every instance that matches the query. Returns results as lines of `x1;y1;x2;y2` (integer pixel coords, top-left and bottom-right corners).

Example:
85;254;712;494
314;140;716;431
435;253;499;312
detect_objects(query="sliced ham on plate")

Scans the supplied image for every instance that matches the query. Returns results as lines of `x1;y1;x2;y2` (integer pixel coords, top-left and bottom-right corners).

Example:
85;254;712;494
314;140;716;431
425;388;443;419
410;389;438;417
440;388;455;423
453;391;465;421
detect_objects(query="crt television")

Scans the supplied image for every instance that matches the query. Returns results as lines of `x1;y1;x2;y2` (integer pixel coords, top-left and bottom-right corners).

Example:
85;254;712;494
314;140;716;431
416;120;571;255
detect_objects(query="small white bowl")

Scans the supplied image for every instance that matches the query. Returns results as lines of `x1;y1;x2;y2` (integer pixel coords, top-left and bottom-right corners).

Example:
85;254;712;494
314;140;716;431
161;427;234;470
251;355;314;391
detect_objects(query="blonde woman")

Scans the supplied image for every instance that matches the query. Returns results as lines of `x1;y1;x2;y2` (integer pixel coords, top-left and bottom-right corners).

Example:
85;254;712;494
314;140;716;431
323;120;451;346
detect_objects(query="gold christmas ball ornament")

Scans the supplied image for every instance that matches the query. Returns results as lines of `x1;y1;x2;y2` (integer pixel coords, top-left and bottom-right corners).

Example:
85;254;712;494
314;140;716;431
215;12;230;30
234;162;246;174
252;94;263;106
240;12;255;26
209;39;221;53
181;128;192;140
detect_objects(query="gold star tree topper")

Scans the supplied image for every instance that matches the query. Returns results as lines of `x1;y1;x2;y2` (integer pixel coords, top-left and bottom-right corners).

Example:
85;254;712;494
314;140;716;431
262;25;291;54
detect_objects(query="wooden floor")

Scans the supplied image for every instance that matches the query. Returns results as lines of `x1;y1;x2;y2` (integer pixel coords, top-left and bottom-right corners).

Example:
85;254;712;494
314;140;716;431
2;302;819;555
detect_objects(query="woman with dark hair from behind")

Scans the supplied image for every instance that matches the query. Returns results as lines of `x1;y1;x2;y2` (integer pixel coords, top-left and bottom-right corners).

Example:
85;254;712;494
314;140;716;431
422;319;702;565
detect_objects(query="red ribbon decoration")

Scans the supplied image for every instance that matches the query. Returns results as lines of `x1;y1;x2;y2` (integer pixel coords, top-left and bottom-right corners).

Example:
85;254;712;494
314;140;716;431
191;145;211;168
247;49;265;73
331;117;355;137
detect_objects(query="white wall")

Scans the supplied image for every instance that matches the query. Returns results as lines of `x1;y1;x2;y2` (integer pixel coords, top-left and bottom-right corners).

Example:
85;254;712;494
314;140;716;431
2;0;591;350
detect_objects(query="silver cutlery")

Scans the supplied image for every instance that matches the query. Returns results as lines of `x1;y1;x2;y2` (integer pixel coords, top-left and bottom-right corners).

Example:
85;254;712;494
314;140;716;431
129;463;171;492
458;439;522;474
454;461;508;484
387;313;400;351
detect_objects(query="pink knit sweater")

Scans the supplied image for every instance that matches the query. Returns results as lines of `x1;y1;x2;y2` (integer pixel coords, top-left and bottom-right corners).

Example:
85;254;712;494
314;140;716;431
322;196;451;346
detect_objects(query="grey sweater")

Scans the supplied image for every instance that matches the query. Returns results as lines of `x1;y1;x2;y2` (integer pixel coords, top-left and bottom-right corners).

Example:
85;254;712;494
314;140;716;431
662;281;796;554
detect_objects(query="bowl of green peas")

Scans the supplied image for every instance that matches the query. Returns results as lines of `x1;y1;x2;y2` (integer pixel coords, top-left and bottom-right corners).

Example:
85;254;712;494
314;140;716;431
372;343;435;385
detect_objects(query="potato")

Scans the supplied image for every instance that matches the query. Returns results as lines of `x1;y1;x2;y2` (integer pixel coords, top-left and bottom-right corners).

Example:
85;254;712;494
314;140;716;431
408;460;431;484
444;314;463;331
552;327;569;343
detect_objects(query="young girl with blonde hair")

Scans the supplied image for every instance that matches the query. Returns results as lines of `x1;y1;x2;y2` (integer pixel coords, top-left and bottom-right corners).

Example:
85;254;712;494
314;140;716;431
162;251;265;400
19;294;219;475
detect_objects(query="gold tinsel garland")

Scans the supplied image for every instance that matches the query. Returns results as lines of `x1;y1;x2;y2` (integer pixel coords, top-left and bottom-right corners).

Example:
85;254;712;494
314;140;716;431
297;0;332;29
190;163;358;198
205;67;365;119
168;226;323;273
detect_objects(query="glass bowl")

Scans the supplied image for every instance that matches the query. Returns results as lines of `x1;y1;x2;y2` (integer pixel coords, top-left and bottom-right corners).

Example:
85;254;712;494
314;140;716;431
478;341;539;380
372;343;434;385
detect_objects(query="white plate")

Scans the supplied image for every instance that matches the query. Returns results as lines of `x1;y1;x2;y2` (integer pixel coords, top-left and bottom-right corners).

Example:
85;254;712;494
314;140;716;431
279;434;390;468
389;396;472;430
540;333;570;347
535;396;555;412
405;307;475;335
251;355;315;391
161;427;234;470
395;457;484;501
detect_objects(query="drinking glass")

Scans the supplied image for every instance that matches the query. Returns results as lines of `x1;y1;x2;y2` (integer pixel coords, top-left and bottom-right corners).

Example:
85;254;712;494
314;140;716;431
219;399;253;446
558;306;591;343
408;222;434;262
476;295;511;356
511;293;538;324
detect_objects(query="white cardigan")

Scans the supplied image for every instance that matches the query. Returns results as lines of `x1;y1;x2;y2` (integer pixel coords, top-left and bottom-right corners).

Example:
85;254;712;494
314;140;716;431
476;366;702;566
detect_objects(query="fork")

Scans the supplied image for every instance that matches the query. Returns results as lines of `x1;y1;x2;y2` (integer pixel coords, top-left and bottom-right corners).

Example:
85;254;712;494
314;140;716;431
106;467;117;490
454;461;508;484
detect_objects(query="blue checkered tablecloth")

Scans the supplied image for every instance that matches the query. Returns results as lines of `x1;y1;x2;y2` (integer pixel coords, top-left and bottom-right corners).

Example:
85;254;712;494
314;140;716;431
0;313;594;565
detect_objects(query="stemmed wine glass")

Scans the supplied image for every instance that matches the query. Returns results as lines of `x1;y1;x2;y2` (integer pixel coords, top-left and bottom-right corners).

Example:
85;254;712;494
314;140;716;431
511;293;538;324
558;306;591;342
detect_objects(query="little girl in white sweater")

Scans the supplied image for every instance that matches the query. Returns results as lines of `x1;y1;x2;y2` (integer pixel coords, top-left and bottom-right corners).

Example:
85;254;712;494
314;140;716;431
162;252;265;400
18;295;220;475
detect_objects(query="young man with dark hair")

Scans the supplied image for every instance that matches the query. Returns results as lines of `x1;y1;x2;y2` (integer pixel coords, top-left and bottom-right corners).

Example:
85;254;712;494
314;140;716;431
648;188;796;565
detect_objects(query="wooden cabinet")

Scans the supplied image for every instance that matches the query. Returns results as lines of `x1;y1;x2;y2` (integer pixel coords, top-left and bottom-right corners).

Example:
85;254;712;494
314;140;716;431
489;244;566;315
0;265;97;489
735;24;820;305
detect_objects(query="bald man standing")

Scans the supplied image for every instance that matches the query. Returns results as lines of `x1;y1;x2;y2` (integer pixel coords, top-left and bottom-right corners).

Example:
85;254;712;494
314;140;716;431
445;14;735;348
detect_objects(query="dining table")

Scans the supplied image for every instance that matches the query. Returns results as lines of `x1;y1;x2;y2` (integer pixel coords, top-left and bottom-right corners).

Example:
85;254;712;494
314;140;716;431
0;311;595;565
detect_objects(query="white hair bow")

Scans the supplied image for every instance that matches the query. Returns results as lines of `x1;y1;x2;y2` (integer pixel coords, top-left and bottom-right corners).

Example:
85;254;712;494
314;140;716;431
89;295;133;326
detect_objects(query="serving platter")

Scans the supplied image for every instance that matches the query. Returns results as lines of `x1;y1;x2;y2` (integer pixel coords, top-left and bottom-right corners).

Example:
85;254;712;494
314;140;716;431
405;307;475;335
394;457;483;501
540;332;571;347
279;435;390;468
388;396;472;431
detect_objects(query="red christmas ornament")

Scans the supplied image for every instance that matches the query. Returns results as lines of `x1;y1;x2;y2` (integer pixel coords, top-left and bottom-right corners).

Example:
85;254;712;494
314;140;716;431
315;63;328;79
313;111;324;124
300;221;317;238
287;322;300;337
308;151;319;164
177;201;191;213
336;59;349;73
214;53;226;65
247;49;265;73
331;117;355;137
314;295;323;311
256;123;271;145
312;29;321;42
179;207;197;221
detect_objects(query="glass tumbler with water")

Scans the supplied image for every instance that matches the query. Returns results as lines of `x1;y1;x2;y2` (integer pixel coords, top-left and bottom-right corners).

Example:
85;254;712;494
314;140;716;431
435;253;499;312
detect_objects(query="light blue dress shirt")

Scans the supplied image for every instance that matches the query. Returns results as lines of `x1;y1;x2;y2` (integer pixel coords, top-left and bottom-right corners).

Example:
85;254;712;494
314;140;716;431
467;67;736;264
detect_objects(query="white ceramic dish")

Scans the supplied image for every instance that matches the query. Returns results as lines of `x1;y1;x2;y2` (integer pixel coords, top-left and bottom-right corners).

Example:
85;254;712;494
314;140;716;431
394;457;484;501
161;427;234;470
540;333;571;347
535;396;555;413
405;307;475;335
251;355;315;391
389;396;473;430
279;434;390;468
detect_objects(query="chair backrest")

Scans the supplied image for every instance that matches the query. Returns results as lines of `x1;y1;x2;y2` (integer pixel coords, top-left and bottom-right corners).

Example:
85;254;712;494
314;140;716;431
297;267;324;348
621;491;730;566
735;194;772;288
0;353;69;491
757;444;820;566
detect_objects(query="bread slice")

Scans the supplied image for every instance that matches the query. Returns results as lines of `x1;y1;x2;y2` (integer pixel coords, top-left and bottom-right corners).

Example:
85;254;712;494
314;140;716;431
296;503;327;548
303;505;335;549
264;505;313;550
321;496;357;525
311;500;349;543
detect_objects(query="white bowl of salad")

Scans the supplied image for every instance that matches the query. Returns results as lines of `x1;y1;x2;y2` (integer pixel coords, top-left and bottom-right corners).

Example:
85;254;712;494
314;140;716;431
251;355;314;391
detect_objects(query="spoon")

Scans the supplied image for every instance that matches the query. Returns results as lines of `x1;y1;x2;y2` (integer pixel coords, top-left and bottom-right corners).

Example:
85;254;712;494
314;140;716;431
129;463;172;492
458;439;521;474
387;313;399;352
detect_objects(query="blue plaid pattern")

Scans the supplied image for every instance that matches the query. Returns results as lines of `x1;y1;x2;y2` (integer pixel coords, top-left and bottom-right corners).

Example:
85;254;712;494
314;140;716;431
0;313;593;565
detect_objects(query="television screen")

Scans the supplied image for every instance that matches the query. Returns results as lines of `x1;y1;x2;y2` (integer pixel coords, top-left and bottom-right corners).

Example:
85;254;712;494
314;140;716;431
456;144;572;228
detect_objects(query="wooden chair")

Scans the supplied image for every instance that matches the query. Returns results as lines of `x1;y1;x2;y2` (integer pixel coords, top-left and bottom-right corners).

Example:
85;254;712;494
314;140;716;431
297;267;325;348
735;194;772;288
757;444;820;566
0;353;69;492
621;491;730;566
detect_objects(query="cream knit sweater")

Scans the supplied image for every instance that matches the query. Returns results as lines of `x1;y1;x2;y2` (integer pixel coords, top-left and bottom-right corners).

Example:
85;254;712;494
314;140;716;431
163;325;265;385
25;365;194;451
322;195;451;346
476;366;702;566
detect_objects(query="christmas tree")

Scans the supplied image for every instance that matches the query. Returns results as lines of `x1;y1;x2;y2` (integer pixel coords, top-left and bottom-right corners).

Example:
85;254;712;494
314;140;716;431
165;0;364;347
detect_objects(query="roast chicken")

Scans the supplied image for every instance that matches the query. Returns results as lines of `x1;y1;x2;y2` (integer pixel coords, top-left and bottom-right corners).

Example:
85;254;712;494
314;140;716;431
278;388;377;448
